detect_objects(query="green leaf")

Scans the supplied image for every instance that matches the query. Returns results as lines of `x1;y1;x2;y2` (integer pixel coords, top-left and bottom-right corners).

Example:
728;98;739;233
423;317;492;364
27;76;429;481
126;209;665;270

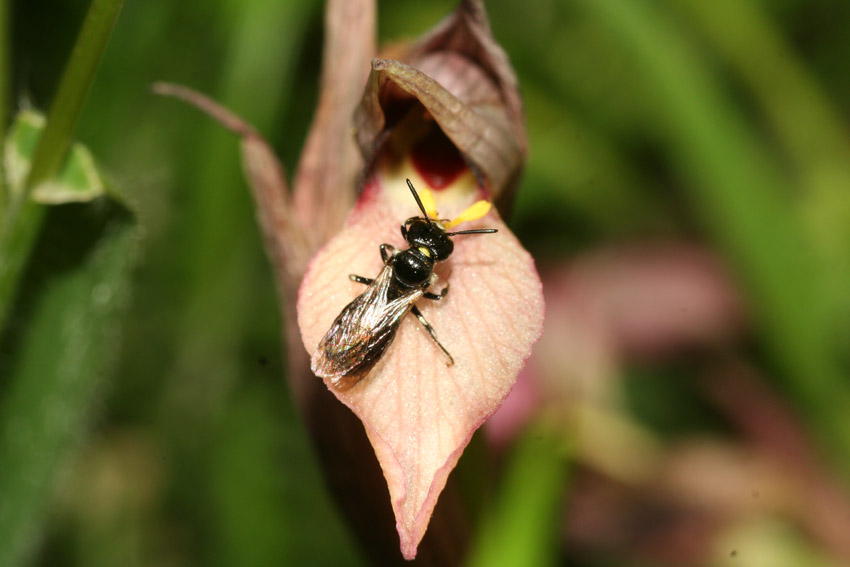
5;110;106;204
0;110;112;327
2;0;124;325
0;110;137;566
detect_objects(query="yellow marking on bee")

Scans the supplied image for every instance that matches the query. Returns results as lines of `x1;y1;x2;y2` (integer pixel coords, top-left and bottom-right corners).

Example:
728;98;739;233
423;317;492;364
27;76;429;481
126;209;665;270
419;246;431;258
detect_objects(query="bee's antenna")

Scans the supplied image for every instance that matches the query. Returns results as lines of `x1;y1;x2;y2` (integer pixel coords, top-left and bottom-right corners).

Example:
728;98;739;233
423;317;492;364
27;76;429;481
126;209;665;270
406;178;433;222
445;228;498;236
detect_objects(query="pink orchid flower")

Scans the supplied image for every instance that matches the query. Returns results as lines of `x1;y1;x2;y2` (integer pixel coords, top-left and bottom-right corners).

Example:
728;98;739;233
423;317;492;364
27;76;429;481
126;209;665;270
157;0;543;561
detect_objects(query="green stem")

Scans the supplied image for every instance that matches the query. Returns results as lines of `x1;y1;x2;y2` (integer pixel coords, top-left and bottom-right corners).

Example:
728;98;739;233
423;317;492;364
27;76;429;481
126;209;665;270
0;201;45;325
0;0;124;325
23;0;123;196
0;0;9;212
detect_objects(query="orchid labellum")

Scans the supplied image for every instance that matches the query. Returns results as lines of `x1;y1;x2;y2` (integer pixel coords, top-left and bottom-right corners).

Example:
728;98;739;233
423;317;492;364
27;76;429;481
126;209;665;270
157;0;542;561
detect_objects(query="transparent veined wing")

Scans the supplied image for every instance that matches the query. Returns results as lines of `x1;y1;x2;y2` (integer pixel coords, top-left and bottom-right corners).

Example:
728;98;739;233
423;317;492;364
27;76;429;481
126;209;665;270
311;264;424;390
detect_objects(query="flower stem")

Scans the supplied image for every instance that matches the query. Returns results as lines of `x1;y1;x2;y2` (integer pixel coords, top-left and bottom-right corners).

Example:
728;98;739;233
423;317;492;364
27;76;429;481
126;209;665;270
0;0;9;206
0;0;9;211
23;0;123;195
0;0;123;326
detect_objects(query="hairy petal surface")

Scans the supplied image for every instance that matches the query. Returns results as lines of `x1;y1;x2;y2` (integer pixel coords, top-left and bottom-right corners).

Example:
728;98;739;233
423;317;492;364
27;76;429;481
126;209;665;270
297;174;544;558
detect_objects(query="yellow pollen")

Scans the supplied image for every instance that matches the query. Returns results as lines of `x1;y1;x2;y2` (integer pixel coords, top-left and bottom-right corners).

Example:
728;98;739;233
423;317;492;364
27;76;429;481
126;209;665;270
418;246;431;258
418;188;439;219
444;200;491;229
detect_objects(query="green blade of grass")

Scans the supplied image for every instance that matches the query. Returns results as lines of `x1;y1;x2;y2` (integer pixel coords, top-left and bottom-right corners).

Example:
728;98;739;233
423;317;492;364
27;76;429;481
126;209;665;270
0;0;124;325
0;196;136;566
0;0;9;206
466;422;571;567
22;0;123;196
575;0;850;480
0;199;44;327
1;110;111;328
0;111;136;567
0;0;129;561
676;0;850;333
163;0;319;408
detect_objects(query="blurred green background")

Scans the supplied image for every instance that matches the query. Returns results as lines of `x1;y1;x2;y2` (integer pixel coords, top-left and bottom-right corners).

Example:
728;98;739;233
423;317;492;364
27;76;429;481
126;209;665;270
4;0;850;565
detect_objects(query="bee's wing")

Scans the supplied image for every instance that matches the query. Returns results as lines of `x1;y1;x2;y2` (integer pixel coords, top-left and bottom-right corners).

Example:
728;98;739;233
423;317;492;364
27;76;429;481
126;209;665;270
311;264;423;390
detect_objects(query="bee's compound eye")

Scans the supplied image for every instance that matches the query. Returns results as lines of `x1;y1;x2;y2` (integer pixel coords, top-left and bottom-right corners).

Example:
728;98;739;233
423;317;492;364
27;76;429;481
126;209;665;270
394;249;433;287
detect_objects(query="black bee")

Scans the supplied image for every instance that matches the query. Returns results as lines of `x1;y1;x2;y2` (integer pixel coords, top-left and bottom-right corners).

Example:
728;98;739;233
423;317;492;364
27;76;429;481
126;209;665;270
311;178;497;391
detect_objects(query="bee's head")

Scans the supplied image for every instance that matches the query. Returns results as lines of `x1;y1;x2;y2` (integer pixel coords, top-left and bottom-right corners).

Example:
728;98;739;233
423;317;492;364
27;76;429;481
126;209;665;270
402;178;498;264
403;218;454;261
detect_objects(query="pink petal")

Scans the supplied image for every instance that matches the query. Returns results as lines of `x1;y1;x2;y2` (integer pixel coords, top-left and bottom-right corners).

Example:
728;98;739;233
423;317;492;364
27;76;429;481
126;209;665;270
297;176;544;559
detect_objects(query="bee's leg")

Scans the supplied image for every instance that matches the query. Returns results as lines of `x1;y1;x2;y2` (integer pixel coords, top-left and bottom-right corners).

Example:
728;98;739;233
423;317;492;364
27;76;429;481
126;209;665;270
423;283;449;301
380;244;396;263
351;243;396;284
349;274;373;285
410;305;454;366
